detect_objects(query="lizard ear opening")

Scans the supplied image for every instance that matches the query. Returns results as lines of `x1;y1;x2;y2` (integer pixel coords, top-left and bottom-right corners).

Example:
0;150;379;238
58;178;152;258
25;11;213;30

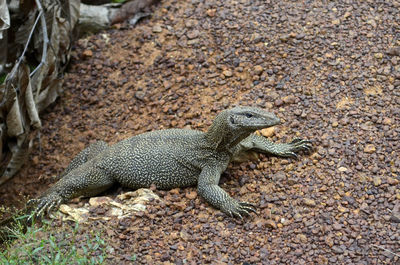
229;116;236;125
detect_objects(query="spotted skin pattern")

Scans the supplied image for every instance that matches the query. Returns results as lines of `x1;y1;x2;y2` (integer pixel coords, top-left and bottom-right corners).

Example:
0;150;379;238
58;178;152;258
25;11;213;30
29;107;312;218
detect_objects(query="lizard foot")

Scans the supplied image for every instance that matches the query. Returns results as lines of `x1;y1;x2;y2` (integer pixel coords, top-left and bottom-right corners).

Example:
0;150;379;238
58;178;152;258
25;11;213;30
27;192;64;218
223;200;257;219
277;138;313;159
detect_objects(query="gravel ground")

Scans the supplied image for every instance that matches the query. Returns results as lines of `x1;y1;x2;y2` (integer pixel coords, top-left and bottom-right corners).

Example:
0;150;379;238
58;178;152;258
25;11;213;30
1;0;399;264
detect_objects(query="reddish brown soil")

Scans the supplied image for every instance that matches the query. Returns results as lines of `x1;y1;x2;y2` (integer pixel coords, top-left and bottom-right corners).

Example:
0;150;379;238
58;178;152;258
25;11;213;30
1;0;399;264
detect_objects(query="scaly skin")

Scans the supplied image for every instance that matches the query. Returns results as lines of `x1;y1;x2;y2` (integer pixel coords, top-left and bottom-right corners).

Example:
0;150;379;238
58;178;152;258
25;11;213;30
29;106;312;218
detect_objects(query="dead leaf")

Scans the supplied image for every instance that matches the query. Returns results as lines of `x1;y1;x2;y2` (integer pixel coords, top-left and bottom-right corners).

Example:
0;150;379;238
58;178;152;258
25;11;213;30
56;189;162;223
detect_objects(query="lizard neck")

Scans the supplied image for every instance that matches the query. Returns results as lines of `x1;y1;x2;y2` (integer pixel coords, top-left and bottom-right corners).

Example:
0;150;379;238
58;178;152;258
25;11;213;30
205;115;251;151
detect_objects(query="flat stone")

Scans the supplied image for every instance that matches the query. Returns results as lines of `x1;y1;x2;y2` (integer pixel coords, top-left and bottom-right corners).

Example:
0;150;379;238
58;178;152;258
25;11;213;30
364;144;376;153
265;220;277;229
222;70;233;77
373;177;382;186
152;24;162;33
253;65;264;75
187;30;200;39
303;198;316;207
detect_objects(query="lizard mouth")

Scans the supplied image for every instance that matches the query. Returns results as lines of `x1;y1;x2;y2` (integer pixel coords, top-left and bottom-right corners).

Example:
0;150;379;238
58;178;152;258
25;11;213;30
243;123;279;131
257;116;281;128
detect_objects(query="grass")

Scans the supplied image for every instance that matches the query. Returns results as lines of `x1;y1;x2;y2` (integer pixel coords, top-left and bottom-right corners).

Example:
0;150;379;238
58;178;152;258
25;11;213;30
0;216;107;265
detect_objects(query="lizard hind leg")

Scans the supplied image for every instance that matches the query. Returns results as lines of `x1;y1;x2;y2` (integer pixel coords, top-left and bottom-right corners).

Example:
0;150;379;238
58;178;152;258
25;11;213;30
57;141;109;180
29;164;115;217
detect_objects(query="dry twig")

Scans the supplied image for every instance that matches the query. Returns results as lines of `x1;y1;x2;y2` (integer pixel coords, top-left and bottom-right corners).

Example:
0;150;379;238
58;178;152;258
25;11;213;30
30;0;48;77
5;0;48;82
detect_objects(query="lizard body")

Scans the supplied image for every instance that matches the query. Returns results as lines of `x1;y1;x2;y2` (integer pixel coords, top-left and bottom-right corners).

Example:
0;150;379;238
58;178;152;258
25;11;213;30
31;107;312;218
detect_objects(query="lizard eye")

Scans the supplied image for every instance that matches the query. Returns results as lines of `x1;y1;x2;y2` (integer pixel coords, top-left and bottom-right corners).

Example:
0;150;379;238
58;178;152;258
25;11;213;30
245;113;253;118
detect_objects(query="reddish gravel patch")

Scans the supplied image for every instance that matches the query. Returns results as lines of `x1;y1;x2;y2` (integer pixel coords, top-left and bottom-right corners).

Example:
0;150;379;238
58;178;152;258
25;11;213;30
1;0;399;264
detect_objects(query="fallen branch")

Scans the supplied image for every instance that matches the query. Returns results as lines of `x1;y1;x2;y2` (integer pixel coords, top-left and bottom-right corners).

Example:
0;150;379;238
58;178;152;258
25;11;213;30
29;0;48;78
111;0;159;24
5;4;42;83
78;3;119;34
78;0;160;34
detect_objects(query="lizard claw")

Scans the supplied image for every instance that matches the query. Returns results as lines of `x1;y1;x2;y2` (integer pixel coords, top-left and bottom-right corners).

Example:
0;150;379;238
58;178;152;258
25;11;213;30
26;198;38;207
239;202;257;213
28;192;64;218
290;138;313;152
224;200;257;218
278;138;313;157
230;210;243;219
286;152;298;159
46;198;63;214
290;138;303;144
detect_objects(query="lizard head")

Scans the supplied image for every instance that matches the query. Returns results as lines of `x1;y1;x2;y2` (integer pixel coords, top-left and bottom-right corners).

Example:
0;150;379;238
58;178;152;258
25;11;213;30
226;106;280;131
206;106;280;150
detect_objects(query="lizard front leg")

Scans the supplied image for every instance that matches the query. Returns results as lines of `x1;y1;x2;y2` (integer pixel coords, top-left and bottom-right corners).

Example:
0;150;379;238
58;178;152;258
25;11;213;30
234;134;312;159
197;165;256;218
